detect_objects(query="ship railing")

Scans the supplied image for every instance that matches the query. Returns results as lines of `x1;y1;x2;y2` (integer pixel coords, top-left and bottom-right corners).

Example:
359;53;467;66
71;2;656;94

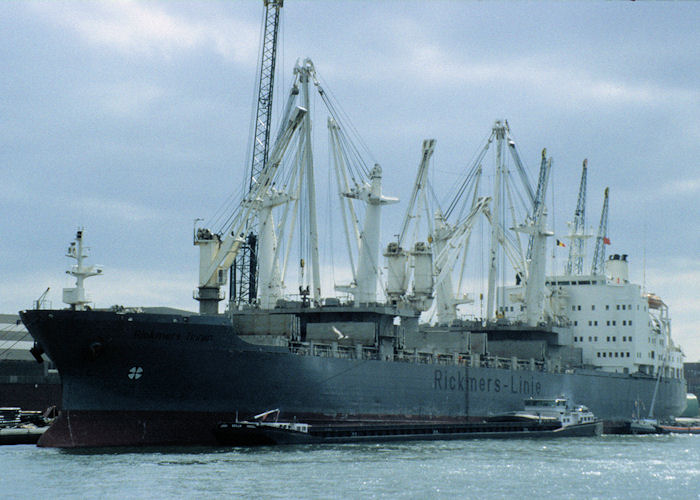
286;341;553;373
288;342;378;360
436;353;456;365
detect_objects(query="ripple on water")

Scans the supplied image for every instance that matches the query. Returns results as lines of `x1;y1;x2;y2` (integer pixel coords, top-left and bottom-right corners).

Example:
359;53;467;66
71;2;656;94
1;435;699;499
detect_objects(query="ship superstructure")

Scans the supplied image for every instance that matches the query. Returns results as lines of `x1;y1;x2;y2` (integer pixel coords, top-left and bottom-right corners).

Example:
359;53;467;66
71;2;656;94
500;259;684;379
495;159;683;380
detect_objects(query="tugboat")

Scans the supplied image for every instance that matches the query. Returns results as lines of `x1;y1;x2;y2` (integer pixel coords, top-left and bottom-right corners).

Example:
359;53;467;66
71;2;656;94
490;397;600;427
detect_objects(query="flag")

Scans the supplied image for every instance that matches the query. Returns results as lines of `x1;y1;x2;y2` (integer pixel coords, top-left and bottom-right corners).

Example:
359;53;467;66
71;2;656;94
603;237;611;245
556;239;566;248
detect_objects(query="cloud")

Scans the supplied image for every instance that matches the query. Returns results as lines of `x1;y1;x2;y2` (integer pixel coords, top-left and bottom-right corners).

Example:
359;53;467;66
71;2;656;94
659;178;700;197
69;196;169;223
28;1;258;63
349;18;697;110
91;81;167;117
405;53;695;108
3;184;170;224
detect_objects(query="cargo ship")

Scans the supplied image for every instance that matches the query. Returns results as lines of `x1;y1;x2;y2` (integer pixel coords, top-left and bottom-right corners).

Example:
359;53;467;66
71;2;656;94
19;4;685;448
20;272;685;448
20;132;686;448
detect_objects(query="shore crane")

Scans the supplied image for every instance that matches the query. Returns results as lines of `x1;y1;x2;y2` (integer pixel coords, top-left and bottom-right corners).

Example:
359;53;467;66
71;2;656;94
231;0;284;307
566;159;589;275
591;187;610;275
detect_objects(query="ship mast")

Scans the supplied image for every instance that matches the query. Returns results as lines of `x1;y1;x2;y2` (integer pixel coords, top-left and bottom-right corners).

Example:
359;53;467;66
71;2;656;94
485;123;506;320
231;0;284;307
62;229;103;311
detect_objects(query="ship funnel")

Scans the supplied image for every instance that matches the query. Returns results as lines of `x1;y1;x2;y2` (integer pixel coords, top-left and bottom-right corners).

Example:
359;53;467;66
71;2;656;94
605;253;629;285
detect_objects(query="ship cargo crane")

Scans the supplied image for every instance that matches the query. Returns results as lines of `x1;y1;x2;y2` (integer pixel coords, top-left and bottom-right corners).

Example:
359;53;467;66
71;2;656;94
591;187;610;275
195;107;307;314
515;149;553;326
566;159;588;275
231;0;284;307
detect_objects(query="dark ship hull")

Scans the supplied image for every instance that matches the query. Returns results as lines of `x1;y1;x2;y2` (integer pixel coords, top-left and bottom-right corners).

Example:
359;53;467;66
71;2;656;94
20;309;686;448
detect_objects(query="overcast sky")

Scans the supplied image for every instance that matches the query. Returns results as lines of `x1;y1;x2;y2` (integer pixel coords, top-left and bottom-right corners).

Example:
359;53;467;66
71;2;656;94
1;1;698;359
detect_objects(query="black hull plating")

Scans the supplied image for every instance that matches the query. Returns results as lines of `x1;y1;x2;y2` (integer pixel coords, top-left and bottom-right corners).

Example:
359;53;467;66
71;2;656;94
21;310;686;447
213;421;603;446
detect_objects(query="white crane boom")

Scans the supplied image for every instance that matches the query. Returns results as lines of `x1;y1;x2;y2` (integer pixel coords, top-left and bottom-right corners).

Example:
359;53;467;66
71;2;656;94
399;139;436;247
432;196;490;296
195;106;307;313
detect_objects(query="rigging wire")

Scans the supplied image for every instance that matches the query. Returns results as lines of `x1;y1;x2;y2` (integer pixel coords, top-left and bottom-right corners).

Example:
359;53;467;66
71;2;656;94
0;330;30;360
316;74;376;169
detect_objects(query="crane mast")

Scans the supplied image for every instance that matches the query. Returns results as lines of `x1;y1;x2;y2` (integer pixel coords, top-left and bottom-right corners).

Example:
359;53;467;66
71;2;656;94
591;187;610;275
566;159;588;275
232;0;283;307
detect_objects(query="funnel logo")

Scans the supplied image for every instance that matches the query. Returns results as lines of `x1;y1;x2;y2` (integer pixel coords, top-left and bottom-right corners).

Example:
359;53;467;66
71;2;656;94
128;366;143;380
